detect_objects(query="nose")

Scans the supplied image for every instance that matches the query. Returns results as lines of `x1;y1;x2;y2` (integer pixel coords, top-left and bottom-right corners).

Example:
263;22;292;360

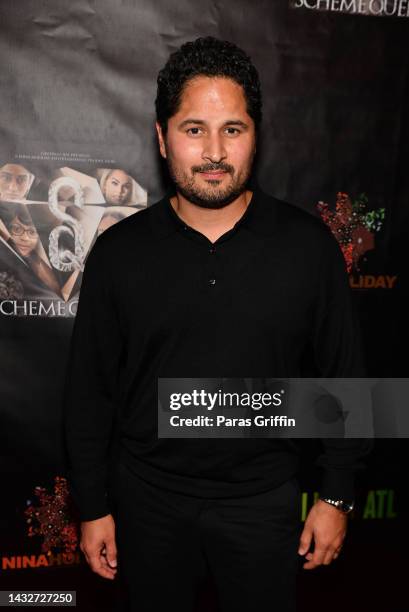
202;132;227;164
9;178;20;192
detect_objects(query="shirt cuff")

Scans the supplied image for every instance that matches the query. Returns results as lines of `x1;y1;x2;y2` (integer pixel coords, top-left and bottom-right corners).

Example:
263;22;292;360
67;481;111;522
318;468;355;502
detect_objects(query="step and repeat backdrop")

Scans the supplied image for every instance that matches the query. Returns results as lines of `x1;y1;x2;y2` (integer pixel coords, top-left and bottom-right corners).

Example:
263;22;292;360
0;1;408;610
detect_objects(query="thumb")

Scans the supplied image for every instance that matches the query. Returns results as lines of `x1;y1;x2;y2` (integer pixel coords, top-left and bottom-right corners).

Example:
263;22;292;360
105;540;117;567
298;526;313;555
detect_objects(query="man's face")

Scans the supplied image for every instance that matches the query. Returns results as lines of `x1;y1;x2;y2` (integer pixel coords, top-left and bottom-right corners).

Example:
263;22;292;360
156;76;256;209
103;170;132;205
8;215;39;257
0;164;34;201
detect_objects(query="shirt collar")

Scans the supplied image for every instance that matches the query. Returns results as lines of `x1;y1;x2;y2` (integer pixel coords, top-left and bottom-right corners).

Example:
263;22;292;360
150;186;280;239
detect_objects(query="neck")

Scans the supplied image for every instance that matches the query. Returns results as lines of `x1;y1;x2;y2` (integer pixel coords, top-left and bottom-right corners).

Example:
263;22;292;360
170;189;253;243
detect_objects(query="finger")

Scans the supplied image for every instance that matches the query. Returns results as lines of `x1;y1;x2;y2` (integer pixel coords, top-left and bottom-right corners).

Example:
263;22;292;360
332;545;343;560
91;562;117;579
100;553;118;573
94;565;117;580
100;550;118;573
104;541;118;568
302;546;328;569
322;547;337;565
298;527;313;555
87;552;117;580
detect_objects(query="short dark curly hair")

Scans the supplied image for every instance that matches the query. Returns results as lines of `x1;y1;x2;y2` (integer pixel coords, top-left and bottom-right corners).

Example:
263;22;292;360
155;36;262;134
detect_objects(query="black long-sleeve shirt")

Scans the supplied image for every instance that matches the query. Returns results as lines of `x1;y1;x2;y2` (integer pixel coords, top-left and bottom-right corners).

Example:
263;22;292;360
63;187;373;521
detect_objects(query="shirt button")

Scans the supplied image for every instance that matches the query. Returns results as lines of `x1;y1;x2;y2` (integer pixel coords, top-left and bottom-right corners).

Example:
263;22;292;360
209;247;216;253
209;279;216;286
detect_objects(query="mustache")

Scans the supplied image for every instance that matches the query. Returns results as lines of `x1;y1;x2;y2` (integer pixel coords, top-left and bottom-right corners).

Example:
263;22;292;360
191;162;234;174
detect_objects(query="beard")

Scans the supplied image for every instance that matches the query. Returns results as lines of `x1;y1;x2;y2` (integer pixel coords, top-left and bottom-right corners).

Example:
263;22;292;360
166;154;255;210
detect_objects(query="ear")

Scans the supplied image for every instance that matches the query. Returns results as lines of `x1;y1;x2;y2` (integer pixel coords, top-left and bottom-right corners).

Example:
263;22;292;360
155;122;167;159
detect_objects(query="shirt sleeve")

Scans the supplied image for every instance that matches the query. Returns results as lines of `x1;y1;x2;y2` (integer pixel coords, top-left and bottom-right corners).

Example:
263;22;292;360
312;227;374;501
63;236;123;521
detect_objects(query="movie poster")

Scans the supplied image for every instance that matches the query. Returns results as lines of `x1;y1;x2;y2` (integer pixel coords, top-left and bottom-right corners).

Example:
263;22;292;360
0;160;147;318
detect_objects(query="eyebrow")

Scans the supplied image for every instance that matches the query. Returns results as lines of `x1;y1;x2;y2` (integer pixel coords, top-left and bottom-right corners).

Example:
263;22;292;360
0;172;30;178
178;119;249;129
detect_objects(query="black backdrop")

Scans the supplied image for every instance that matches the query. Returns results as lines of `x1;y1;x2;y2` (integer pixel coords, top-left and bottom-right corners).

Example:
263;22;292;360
0;1;408;610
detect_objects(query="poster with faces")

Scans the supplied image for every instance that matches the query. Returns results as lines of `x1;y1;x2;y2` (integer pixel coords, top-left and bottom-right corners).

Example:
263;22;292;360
0;163;147;315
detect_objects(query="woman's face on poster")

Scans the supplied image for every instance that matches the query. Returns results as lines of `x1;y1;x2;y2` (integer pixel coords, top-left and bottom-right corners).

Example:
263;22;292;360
8;215;39;257
103;170;132;205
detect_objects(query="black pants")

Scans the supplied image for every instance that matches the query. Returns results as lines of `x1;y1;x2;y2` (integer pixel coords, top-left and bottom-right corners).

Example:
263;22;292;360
110;461;302;612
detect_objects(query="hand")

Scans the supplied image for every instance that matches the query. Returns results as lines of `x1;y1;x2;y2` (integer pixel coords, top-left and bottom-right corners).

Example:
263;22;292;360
0;218;10;242
80;514;118;580
298;499;347;569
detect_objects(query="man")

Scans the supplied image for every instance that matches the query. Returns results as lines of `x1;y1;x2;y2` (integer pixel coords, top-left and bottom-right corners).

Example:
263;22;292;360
64;37;373;612
100;169;134;206
0;163;34;201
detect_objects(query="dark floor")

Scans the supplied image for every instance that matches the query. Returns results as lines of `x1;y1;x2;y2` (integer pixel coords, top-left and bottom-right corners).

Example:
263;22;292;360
0;520;406;611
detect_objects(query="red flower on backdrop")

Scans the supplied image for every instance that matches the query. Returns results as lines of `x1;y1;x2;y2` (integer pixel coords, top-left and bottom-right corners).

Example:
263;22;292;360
351;225;374;258
24;476;78;554
316;191;384;273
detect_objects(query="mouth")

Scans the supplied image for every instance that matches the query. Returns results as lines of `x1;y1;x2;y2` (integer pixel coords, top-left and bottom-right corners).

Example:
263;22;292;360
199;171;228;181
3;193;20;200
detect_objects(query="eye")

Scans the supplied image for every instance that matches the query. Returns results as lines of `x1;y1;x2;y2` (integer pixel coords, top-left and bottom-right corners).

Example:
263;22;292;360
224;127;241;136
186;127;203;136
